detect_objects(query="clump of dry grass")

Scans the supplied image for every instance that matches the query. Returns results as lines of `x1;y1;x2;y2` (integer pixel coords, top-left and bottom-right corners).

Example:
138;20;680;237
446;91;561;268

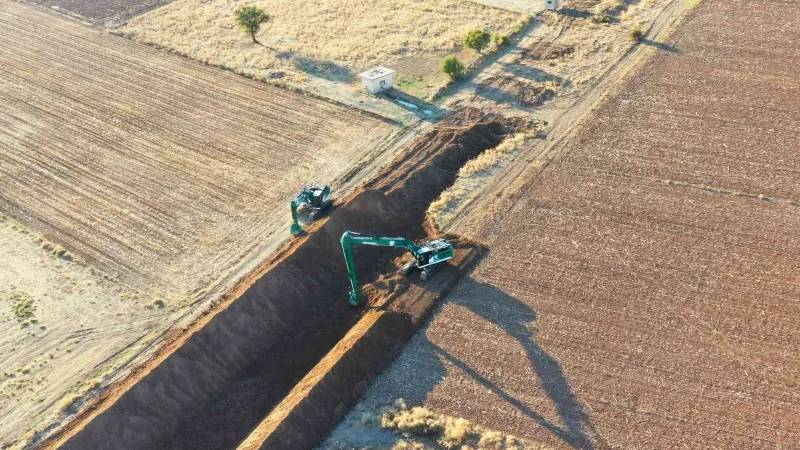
427;131;539;228
428;191;458;219
366;399;548;450
122;0;521;85
57;393;81;412
8;290;37;327
460;133;526;177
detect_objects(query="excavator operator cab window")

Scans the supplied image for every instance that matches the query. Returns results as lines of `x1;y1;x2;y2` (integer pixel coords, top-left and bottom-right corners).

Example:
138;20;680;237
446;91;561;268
311;189;322;207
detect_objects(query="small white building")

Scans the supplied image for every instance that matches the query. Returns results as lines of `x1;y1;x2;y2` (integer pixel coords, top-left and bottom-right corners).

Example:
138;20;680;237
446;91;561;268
359;67;395;94
545;0;559;10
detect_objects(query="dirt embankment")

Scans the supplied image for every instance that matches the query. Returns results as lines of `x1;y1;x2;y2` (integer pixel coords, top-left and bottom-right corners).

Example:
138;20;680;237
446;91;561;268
45;111;513;450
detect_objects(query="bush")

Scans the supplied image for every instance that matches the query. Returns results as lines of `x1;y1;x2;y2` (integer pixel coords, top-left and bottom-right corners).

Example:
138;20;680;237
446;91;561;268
492;33;510;47
592;13;611;23
235;5;271;43
629;27;644;41
463;29;491;53
442;56;466;81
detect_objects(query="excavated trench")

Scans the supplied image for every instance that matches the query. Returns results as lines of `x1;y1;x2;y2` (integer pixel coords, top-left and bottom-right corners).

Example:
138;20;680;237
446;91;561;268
52;110;517;450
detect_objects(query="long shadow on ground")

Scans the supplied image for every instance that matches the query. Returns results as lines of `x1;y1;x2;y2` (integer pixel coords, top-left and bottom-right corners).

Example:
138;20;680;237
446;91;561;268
386;279;606;449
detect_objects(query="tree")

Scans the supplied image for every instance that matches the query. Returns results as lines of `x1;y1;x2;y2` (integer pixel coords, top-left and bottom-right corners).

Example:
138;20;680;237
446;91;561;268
629;27;643;42
442;55;465;81
235;5;270;44
492;33;510;47
463;29;491;53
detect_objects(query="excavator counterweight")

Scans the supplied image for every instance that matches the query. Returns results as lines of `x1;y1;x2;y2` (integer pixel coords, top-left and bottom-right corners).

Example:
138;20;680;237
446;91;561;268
340;231;454;306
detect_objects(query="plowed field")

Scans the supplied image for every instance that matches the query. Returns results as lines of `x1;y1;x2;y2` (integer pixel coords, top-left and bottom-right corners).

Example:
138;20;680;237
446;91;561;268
325;0;800;448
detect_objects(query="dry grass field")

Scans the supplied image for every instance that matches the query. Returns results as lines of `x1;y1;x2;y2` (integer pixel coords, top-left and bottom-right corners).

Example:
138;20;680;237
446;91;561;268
120;0;524;101
0;0;403;446
326;0;800;448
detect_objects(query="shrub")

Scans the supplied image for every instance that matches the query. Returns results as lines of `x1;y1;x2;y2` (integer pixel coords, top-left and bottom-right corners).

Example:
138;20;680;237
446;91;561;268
235;5;271;43
629;27;644;41
442;55;466;81
492;33;510;47
592;13;611;23
464;29;491;53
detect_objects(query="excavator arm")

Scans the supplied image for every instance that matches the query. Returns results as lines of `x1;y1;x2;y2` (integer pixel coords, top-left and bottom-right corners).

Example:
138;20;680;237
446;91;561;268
340;231;453;306
340;231;421;306
289;195;306;235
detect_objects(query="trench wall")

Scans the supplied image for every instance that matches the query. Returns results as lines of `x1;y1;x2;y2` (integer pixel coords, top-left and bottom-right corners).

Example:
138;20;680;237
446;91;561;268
55;113;508;450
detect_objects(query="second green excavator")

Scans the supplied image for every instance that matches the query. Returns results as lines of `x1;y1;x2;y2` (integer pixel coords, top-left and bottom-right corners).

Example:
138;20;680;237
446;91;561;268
340;231;454;306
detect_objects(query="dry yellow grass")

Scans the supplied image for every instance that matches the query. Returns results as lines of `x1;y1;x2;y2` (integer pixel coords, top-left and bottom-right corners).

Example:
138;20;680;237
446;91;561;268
121;0;522;85
363;399;550;450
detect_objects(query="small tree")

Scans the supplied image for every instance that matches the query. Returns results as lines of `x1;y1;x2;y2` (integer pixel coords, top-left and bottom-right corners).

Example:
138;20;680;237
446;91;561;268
463;29;491;53
493;33;510;47
442;55;465;81
235;5;270;44
629;27;643;42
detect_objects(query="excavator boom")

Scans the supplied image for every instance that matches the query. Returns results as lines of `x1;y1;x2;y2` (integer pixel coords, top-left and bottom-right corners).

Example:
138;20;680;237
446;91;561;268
340;231;453;306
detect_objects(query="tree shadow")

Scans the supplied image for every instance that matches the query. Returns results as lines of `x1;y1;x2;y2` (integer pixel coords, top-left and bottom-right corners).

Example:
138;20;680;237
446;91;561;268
471;61;566;110
641;38;680;53
294;56;355;82
363;278;605;449
498;59;565;84
453;281;605;449
557;8;593;19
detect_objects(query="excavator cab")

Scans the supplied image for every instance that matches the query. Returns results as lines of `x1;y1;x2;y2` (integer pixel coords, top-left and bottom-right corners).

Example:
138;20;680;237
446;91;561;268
307;184;329;209
408;238;454;280
290;184;333;234
414;239;454;267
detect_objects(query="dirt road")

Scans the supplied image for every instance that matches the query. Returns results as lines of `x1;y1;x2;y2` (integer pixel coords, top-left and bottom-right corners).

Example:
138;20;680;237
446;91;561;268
0;1;407;445
325;0;800;447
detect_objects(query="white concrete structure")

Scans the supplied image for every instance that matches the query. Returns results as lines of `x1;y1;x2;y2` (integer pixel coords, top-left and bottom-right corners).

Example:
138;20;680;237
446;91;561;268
545;0;559;10
359;67;395;94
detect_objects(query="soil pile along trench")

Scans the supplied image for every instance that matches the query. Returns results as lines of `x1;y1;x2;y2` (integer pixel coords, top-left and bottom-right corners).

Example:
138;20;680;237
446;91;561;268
53;109;515;450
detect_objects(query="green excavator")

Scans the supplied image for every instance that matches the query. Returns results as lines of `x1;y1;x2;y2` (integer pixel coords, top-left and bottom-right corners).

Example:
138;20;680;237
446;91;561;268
290;184;333;234
340;231;454;306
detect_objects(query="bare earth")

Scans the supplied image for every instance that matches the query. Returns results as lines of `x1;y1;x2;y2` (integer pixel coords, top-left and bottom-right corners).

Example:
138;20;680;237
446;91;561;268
325;0;800;448
0;1;405;445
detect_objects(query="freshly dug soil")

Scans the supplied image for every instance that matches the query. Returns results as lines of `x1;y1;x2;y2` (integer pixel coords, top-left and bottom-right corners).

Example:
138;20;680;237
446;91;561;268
238;240;485;450
49;110;510;450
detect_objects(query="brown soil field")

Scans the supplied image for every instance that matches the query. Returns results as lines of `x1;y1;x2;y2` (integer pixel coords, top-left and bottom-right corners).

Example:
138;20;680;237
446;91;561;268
19;0;170;25
41;111;520;450
0;1;406;446
325;0;800;448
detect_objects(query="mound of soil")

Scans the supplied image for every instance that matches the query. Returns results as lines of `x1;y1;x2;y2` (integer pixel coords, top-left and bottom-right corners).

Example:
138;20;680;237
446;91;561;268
49;109;510;450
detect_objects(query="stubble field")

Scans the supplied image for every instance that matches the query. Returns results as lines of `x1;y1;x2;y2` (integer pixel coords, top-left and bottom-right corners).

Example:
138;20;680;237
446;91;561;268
325;0;800;447
0;0;402;445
